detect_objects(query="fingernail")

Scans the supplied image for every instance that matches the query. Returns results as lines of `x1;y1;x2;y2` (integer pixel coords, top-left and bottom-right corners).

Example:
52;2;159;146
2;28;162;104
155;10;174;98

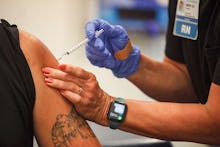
42;68;50;74
59;64;66;70
45;78;53;83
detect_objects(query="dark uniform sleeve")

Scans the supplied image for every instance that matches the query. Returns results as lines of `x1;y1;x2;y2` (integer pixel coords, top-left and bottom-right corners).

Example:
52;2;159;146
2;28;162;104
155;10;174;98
165;0;185;63
203;2;220;85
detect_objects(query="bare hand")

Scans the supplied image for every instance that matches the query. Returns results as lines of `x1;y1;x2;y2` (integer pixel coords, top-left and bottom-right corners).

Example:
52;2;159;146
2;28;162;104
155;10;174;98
42;64;114;125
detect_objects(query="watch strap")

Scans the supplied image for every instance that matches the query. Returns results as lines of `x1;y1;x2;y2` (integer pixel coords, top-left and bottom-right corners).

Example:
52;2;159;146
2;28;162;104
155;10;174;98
115;97;125;103
109;121;121;129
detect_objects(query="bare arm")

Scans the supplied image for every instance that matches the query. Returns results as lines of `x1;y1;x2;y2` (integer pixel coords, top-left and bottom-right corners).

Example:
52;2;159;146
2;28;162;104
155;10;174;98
40;53;220;145
19;30;101;147
112;54;220;145
113;83;220;145
41;62;220;145
128;54;198;103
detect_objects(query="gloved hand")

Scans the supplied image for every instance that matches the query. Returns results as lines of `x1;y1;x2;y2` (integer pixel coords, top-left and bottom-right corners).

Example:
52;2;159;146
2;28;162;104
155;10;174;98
85;19;141;78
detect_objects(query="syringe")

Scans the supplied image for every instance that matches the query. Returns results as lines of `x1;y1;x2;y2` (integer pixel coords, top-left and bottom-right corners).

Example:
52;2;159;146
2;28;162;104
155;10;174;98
57;29;104;61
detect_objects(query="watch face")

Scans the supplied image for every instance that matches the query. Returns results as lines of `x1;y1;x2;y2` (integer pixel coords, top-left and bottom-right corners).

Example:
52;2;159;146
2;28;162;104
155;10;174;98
108;101;127;122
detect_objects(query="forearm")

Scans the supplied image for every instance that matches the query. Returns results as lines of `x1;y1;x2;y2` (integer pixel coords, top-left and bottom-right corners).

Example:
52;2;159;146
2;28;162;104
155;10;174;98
118;100;220;145
128;54;197;102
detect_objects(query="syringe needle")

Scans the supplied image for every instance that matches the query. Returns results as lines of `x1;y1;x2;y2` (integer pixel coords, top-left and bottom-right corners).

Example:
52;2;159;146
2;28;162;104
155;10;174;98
57;29;104;61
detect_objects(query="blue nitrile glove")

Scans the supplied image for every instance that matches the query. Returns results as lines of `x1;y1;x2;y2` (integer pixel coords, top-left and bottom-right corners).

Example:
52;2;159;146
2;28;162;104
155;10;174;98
85;19;141;78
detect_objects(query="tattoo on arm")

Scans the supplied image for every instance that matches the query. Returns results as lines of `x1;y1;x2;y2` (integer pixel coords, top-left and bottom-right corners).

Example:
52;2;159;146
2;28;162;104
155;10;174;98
51;108;96;146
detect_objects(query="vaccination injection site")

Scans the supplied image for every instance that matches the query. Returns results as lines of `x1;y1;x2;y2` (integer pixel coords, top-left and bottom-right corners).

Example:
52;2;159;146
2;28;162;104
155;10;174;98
0;0;220;147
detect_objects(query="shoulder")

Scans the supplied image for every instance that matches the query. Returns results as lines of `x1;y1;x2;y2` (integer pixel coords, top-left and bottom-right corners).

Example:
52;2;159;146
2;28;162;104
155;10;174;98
19;29;57;67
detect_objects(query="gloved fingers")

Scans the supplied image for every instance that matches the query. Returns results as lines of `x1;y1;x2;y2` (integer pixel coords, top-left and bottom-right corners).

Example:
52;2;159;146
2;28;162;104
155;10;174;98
108;25;129;52
86;19;106;40
86;21;98;40
111;37;129;52
87;52;115;69
87;38;106;53
86;19;130;52
89;59;106;68
86;50;108;68
86;50;107;62
98;22;128;41
86;38;110;58
102;59;115;69
106;25;126;38
100;22;130;52
86;19;124;39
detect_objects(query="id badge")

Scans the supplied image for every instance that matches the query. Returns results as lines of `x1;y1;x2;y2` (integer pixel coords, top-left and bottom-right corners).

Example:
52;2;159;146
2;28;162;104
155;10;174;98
173;0;200;40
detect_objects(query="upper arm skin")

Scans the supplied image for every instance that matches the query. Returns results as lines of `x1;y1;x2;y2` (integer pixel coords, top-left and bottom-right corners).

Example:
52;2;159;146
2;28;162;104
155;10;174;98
19;30;101;147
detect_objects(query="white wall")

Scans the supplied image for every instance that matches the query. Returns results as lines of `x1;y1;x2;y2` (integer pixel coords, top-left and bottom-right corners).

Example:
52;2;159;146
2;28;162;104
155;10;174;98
0;0;93;58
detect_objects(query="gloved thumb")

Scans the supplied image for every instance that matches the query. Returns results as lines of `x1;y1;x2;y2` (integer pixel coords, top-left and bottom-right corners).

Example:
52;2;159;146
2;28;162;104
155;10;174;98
102;24;129;52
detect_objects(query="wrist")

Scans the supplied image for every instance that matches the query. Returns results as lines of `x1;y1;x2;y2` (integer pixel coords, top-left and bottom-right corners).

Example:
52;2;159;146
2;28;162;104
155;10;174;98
95;92;115;126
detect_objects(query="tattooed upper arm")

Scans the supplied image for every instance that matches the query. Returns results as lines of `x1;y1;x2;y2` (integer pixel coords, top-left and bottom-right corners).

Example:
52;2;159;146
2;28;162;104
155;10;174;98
19;30;101;147
52;108;96;146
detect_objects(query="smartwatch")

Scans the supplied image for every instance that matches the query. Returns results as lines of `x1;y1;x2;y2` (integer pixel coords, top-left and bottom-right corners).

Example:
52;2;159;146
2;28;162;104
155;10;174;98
107;97;127;129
